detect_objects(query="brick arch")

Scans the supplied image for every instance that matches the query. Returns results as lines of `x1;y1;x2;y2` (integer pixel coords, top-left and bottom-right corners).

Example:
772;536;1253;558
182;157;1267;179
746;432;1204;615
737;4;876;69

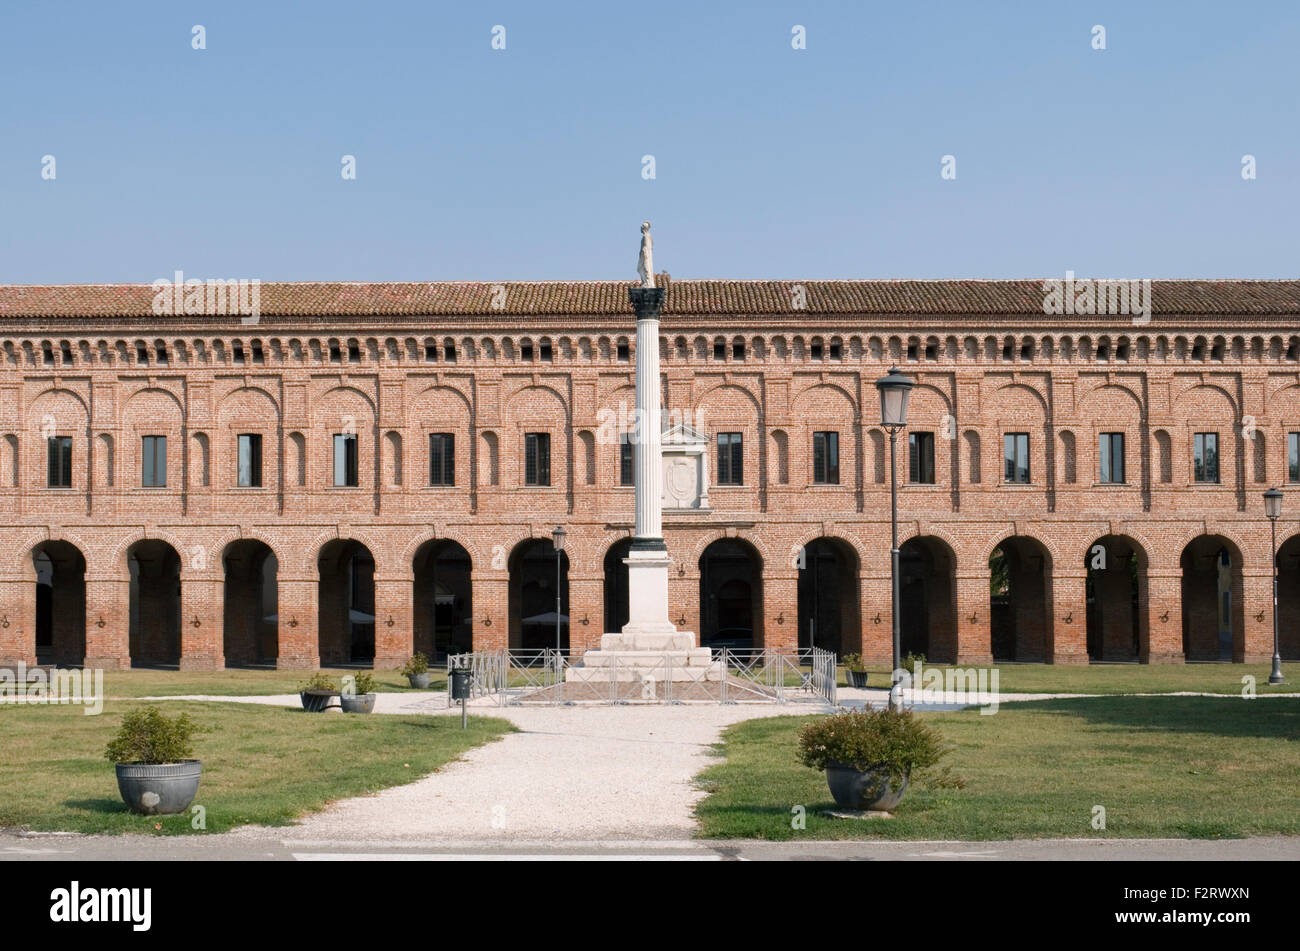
1076;379;1143;412
218;531;285;568
908;381;953;415
412;382;472;414
8;530;73;580
989;380;1048;413
27;385;91;420
110;531;192;575
897;525;962;564
790;380;859;414
686;530;771;571
306;529;391;575
787;530;868;572
1076;526;1157;570
400;529;484;574
1170;380;1238;415
693;380;761;413
980;529;1062;569
316;384;377;413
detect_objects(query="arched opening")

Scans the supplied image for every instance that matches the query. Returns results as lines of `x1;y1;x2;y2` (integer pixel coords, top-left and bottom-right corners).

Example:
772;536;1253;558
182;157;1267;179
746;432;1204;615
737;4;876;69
796;538;860;656
413;540;473;658
989;537;1052;662
317;540;376;665
898;537;956;662
223;540;278;667
1181;536;1244;661
33;541;86;666
699;539;762;648
1276;534;1300;660
1085;535;1148;661
603;538;632;633
508;539;569;651
128;540;182;667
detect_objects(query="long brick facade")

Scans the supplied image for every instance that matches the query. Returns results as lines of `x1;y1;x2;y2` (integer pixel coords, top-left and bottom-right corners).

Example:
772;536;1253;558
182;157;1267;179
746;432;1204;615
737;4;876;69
2;276;1298;670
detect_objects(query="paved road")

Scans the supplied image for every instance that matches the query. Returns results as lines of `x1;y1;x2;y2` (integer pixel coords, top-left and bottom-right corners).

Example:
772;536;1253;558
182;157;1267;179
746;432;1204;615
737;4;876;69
3;832;1296;861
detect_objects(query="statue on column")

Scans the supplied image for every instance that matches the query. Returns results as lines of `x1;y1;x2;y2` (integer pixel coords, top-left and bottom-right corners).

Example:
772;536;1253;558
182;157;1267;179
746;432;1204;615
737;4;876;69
637;221;654;288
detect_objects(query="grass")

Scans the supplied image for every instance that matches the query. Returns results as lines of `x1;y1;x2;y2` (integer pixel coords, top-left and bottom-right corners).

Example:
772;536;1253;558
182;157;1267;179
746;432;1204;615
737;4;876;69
836;661;1298;696
98;667;447;698
694;696;1300;840
0;700;510;835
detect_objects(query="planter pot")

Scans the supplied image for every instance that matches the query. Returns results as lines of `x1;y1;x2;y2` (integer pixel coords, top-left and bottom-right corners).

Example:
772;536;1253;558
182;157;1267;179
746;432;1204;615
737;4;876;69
300;689;339;712
825;761;909;813
340;692;376;714
407;673;432;689
845;669;869;689
114;760;202;815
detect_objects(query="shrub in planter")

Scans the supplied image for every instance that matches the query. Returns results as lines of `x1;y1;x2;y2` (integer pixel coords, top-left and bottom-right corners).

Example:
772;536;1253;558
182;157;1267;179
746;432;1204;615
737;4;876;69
399;652;432;689
341;671;377;714
298;671;340;712
105;705;203;815
840;653;869;689
797;708;963;813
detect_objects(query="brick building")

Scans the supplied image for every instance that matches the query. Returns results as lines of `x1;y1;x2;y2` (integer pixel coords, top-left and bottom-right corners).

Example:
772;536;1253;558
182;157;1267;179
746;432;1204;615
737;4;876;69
1;277;1298;671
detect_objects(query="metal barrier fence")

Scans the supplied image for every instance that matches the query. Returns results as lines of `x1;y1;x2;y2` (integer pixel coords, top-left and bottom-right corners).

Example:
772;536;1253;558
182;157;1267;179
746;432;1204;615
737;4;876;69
448;647;838;707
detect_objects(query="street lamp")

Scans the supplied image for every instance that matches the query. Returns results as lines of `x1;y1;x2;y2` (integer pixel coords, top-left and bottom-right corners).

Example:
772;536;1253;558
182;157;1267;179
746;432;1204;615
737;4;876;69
876;368;913;711
1264;489;1285;685
551;526;567;659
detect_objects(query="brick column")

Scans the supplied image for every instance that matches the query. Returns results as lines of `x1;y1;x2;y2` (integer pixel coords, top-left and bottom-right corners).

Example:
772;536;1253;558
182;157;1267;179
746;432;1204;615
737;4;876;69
1050;570;1089;664
276;577;319;669
84;575;130;670
373;576;413;669
860;572;893;666
180;577;224;670
955;572;993;665
1145;570;1185;663
1242;568;1274;663
473;571;508;651
0;578;35;667
762;569;797;651
667;568;699;643
568;572;603;652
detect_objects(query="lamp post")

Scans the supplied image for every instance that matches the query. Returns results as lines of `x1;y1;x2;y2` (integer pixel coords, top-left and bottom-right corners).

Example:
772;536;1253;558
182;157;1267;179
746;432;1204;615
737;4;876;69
1264;489;1285;685
552;526;567;659
876;368;913;711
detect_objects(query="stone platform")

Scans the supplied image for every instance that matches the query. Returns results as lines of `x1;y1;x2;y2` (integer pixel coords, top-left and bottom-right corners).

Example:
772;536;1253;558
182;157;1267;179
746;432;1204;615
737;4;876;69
564;632;726;683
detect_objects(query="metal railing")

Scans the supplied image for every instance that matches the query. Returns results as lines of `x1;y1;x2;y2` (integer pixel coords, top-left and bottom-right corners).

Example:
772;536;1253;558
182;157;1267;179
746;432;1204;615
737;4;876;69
448;646;838;707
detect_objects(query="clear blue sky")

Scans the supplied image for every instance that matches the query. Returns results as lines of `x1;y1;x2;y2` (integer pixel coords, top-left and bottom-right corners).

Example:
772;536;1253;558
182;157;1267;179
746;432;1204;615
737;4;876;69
2;1;1297;283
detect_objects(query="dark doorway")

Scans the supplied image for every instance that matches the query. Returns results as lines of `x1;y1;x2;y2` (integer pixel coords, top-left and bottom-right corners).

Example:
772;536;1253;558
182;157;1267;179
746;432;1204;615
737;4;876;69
509;539;569;651
318;540;376;664
33;541;86;666
989;537;1052;662
223;540;278;666
1180;535;1243;661
413;540;473;658
1085;535;1147;661
699;539;762;648
796;538;859;657
128;540;182;667
898;537;956;662
603;538;632;634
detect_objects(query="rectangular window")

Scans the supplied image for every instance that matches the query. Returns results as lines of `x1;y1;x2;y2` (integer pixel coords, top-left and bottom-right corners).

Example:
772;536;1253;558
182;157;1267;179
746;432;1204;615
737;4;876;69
813;431;840;484
525;432;551;486
908;432;935;484
1004;433;1030;483
333;433;358;487
237;433;263;487
142;436;167;487
429;433;455;486
619;434;634;486
717;433;743;485
47;436;72;488
1099;432;1125;484
1193;432;1219;484
1290;433;1300;483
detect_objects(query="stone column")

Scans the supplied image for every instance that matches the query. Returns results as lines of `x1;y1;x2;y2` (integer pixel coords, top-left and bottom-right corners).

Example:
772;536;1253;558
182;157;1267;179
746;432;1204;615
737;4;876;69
621;286;678;641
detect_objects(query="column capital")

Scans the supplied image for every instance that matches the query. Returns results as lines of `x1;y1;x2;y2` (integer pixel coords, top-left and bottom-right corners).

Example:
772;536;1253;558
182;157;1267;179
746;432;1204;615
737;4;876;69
628;286;666;318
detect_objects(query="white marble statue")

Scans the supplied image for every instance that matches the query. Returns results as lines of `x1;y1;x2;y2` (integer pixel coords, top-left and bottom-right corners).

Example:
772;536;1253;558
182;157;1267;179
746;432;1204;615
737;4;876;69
637;220;654;288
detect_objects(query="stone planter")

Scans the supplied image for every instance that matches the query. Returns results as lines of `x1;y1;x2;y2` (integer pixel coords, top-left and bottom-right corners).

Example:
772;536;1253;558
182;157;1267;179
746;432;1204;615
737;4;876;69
300;689;339;712
407;673;432;689
825;761;909;813
114;760;202;815
845;669;869;689
340;692;376;714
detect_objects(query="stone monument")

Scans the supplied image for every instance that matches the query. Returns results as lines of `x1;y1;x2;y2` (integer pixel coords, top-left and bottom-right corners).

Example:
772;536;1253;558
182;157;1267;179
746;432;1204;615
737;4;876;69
566;223;723;685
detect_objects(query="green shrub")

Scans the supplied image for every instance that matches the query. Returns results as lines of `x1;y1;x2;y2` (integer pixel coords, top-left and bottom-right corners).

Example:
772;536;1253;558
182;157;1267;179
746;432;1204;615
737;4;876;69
298;672;338;693
104;706;200;765
902;652;926;676
399;653;429;677
797;708;964;789
347;671;376;696
840;653;866;672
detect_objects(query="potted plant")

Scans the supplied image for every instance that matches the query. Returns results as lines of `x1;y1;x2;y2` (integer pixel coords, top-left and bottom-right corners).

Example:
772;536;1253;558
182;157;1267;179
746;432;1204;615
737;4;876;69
840;653;869;689
298;671;340;712
105;705;203;816
400;652;432;689
340;671;377;714
797;708;963;813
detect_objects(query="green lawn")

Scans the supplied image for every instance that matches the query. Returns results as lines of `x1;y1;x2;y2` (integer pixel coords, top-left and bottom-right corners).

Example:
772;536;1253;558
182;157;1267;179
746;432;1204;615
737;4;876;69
694;696;1300;840
839;661;1298;696
100;667;447;698
0;700;510;835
